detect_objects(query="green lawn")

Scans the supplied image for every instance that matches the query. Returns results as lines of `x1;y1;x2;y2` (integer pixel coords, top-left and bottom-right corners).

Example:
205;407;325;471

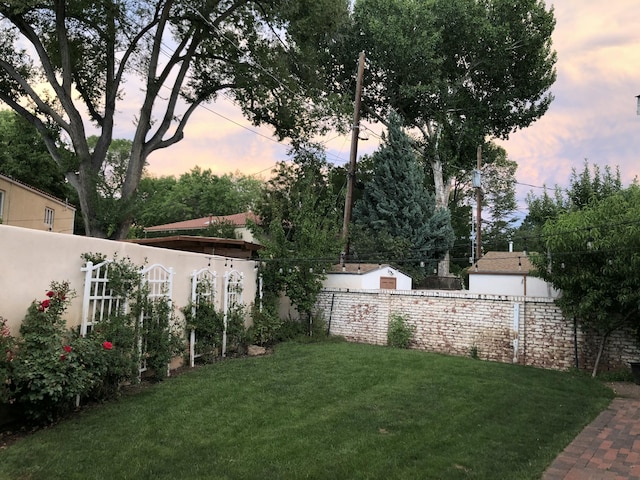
0;341;613;480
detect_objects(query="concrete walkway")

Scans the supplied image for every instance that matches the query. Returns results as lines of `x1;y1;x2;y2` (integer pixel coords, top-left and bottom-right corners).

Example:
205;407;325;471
542;397;640;480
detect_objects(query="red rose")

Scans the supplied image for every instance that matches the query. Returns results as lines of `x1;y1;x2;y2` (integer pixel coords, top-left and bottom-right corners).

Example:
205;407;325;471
63;345;72;353
41;299;51;309
46;291;55;298
102;341;113;350
60;354;66;361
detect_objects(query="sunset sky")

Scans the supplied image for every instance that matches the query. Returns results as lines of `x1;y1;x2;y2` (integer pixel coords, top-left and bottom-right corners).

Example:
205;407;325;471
144;1;640;215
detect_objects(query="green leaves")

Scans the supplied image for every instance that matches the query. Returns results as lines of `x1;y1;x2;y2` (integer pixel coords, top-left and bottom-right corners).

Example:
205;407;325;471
531;185;640;340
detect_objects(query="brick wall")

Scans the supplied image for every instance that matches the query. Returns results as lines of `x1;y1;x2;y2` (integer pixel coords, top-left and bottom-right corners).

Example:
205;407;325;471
315;289;640;372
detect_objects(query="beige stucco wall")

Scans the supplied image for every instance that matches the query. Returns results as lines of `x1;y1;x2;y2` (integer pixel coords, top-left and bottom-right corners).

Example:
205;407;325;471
0;176;75;234
0;225;258;337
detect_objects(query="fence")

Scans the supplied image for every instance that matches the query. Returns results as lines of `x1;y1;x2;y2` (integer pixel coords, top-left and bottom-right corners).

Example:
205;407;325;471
315;288;640;372
0;225;258;369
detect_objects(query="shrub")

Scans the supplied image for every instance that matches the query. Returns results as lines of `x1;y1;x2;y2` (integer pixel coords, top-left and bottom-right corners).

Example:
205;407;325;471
7;282;98;422
0;316;14;404
387;313;415;349
248;305;283;347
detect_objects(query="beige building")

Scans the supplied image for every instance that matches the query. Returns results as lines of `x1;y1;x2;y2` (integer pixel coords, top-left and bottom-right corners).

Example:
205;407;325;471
0;174;75;234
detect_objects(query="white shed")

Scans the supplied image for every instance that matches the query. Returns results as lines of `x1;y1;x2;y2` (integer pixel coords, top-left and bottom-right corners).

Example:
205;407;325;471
323;263;412;290
468;251;559;298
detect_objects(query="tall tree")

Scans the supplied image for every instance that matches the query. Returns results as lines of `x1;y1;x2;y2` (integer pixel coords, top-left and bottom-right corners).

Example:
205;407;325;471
332;0;556;271
253;144;343;327
0;0;349;238
530;185;640;376
351;113;454;280
0;110;73;201
132;168;262;233
517;161;623;252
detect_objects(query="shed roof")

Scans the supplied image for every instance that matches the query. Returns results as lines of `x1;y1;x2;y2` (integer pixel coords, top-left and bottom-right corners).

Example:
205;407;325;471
329;263;390;274
126;235;262;259
144;211;259;233
472;251;533;274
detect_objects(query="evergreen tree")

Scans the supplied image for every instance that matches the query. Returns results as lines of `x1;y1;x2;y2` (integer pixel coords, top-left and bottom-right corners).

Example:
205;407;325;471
352;114;454;280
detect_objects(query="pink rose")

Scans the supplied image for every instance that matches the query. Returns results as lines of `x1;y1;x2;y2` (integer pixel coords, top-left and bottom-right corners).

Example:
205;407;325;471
102;341;113;350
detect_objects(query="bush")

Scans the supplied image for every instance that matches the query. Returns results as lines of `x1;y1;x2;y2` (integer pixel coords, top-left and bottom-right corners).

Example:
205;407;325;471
7;282;100;422
387;313;415;349
248;305;283;347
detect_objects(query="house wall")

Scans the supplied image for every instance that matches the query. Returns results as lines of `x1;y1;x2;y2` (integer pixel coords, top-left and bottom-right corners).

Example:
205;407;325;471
0;177;75;234
468;273;559;298
323;269;413;290
0;225;258;337
314;288;639;372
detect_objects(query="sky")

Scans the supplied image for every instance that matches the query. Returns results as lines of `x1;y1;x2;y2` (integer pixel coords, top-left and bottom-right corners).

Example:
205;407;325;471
143;1;640;216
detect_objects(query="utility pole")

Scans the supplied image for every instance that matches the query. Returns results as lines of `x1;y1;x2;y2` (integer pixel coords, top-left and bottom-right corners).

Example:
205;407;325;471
475;145;483;261
342;51;366;257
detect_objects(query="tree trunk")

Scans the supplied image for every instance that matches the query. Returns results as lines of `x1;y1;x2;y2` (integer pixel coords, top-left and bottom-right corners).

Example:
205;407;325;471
431;156;452;276
591;331;609;378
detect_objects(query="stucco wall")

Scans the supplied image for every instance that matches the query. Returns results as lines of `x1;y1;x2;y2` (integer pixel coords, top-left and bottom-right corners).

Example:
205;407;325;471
315;288;640;372
0;225;258;336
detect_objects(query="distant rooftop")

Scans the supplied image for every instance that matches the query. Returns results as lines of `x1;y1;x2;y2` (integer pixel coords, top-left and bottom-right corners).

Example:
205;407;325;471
144;211;259;233
472;251;533;274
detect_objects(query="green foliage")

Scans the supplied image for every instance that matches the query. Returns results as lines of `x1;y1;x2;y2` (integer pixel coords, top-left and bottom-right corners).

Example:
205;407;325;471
139;296;183;381
133;168;263;234
183;300;223;362
7;282;95;422
254;143;342;327
387;313;415;349
248;305;283;347
0;316;14;404
352;114;454;279
530;185;640;375
0;110;74;202
0;1;350;239
517;161;623;252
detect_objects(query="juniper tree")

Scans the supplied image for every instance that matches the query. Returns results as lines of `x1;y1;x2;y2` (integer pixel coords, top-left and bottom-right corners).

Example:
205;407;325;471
351;114;454;280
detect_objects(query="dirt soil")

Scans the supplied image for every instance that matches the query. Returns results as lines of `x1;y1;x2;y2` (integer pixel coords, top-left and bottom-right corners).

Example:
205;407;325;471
606;381;640;400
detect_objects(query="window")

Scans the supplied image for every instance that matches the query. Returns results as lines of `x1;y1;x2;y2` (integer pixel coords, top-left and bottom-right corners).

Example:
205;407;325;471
44;207;54;230
0;190;4;221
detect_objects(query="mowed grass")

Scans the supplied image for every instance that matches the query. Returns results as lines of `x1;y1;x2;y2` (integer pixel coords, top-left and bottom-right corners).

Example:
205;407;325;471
0;341;613;480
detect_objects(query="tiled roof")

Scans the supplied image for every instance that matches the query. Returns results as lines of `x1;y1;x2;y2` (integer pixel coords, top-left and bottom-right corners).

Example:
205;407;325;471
144;211;260;233
329;263;390;274
472;251;533;274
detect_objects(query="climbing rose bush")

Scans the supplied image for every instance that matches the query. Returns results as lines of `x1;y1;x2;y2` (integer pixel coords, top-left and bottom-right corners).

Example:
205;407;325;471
4;281;119;423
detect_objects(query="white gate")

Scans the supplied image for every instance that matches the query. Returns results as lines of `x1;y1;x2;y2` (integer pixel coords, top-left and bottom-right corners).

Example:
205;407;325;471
189;268;218;367
222;270;244;357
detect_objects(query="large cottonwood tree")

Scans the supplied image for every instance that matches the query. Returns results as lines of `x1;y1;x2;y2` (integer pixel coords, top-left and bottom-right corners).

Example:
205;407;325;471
332;0;556;271
0;0;348;238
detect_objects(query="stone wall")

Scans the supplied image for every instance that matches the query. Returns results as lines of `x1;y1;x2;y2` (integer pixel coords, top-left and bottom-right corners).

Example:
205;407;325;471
315;288;640;372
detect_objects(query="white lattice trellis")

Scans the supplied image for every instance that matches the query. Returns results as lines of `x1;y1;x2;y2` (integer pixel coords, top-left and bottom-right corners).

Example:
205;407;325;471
139;264;174;375
189;268;217;367
80;260;125;336
222;270;244;357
